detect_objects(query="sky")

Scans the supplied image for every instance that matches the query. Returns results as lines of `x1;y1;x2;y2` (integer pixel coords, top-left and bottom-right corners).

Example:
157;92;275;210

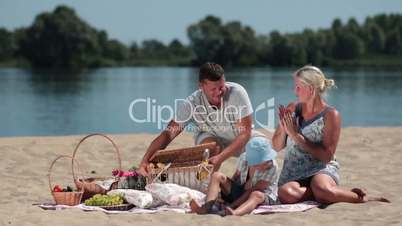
1;0;401;45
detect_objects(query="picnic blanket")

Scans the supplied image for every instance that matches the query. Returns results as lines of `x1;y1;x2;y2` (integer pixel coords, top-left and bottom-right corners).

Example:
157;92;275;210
36;201;319;215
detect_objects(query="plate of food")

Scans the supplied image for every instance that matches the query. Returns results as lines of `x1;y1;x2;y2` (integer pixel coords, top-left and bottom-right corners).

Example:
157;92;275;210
97;203;135;211
84;194;134;211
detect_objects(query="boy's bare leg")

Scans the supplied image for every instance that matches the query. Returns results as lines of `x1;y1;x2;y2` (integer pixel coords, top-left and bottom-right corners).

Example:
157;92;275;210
190;199;214;214
205;172;231;202
190;172;231;214
225;191;265;216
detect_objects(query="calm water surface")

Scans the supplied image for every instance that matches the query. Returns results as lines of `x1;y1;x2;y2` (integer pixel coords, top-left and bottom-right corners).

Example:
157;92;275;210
1;67;401;136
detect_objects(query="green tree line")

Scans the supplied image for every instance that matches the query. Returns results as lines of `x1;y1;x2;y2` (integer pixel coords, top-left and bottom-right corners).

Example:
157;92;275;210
0;5;401;69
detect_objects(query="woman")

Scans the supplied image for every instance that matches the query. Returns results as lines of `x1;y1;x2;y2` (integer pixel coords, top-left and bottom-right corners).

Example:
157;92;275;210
272;65;389;204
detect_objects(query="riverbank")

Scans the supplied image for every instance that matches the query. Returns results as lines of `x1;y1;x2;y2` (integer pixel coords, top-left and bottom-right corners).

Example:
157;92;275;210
1;127;400;226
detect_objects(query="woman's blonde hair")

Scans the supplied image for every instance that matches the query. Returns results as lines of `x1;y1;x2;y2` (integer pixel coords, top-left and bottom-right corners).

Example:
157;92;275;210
294;65;336;97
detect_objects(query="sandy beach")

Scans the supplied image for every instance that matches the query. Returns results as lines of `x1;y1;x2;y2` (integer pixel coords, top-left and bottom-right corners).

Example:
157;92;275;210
1;127;401;226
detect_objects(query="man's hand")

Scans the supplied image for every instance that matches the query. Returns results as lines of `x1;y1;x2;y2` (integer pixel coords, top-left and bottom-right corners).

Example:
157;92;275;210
137;161;149;176
137;120;184;177
208;154;223;171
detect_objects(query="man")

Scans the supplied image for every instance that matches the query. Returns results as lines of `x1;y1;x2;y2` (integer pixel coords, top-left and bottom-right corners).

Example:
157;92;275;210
138;62;264;176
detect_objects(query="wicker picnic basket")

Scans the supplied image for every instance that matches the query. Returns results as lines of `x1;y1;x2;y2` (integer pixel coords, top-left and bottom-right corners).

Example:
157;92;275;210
71;133;122;200
48;155;84;206
147;142;218;192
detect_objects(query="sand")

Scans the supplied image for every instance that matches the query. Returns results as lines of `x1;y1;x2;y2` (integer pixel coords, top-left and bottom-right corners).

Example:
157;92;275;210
1;127;401;226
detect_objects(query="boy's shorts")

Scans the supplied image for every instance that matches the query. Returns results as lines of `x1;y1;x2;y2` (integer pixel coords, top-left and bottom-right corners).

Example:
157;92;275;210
220;179;245;204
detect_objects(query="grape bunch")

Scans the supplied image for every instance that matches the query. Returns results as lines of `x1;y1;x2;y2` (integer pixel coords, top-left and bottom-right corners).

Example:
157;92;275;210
84;194;124;206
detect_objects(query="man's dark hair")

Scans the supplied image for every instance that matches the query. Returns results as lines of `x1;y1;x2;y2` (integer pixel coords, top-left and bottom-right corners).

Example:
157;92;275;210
199;62;224;82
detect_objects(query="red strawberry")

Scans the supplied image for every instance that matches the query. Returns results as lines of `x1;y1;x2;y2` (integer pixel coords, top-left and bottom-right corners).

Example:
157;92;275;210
53;185;62;192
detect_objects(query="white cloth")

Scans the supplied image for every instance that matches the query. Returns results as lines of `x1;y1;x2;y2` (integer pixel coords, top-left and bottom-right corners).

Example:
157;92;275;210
107;189;163;209
145;183;206;208
94;178;118;190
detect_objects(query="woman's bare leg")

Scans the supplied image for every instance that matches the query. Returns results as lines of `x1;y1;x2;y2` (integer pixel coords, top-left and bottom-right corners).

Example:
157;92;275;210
310;174;390;204
278;181;314;204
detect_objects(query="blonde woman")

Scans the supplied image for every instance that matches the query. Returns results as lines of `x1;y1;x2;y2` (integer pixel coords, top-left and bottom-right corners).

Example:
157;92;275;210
272;65;389;204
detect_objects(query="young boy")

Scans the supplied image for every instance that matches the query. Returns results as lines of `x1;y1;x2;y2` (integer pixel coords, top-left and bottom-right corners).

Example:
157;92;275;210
190;136;279;216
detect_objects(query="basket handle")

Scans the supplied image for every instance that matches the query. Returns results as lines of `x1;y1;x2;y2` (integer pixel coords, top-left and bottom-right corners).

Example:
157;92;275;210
198;162;212;174
150;162;172;184
48;155;84;193
71;133;122;183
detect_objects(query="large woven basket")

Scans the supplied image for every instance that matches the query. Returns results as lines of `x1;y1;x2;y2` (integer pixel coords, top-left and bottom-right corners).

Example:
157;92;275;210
72;133;121;200
48;155;83;206
147;142;218;192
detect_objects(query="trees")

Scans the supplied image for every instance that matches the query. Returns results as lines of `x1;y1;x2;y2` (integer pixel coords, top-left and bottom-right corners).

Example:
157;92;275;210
168;39;190;57
362;17;386;54
186;13;401;67
103;39;129;63
187;15;259;66
333;32;365;59
0;28;16;61
266;31;293;66
187;15;225;65
385;29;402;55
0;7;401;68
126;39;192;65
18;5;101;69
220;22;258;66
